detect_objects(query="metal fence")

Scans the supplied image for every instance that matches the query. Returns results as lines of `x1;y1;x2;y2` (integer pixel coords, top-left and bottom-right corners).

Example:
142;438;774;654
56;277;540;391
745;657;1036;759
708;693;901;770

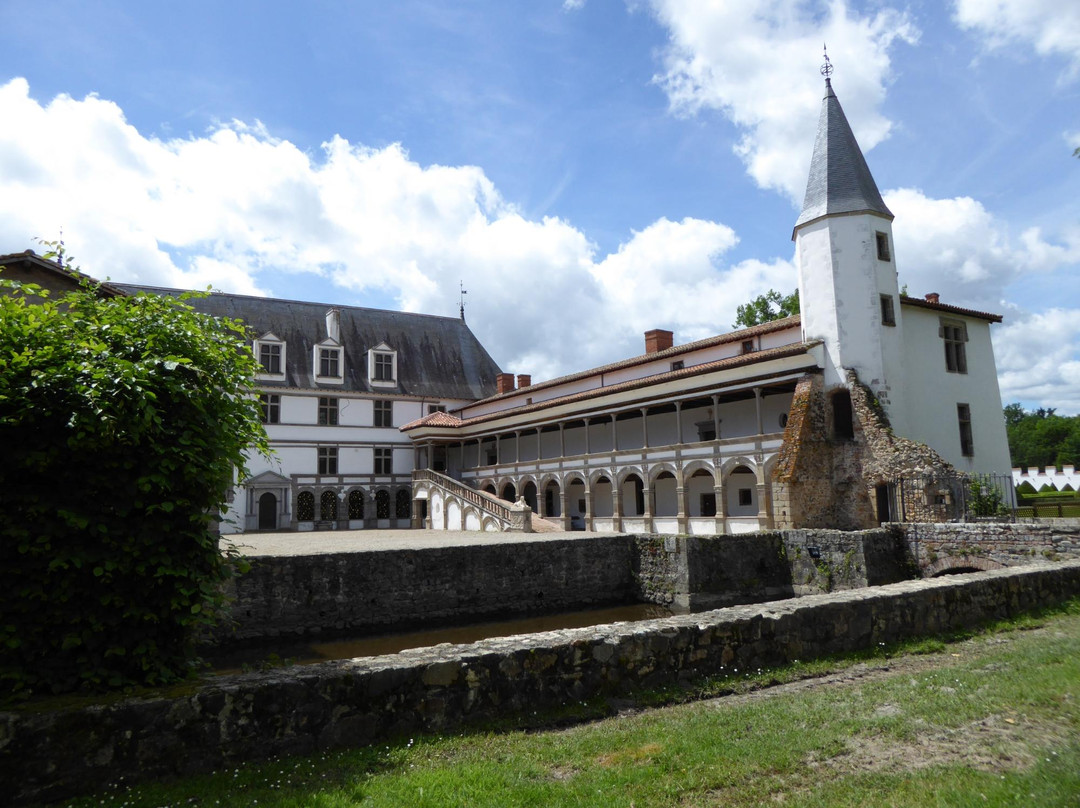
881;471;1017;524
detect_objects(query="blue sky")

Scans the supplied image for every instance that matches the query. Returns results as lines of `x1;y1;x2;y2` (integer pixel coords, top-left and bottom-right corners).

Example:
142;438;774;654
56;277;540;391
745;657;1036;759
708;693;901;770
1;0;1079;412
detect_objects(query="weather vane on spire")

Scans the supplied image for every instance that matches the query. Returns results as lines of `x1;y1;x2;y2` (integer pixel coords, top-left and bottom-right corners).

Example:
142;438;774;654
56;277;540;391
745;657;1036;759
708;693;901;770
820;43;833;79
459;280;468;321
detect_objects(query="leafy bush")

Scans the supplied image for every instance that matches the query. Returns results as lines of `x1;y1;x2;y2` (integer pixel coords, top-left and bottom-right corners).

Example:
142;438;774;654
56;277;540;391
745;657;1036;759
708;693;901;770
965;475;1009;517
0;264;268;697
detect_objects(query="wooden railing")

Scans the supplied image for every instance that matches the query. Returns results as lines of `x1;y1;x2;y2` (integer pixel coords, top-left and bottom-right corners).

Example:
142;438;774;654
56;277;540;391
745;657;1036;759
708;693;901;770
413;468;513;523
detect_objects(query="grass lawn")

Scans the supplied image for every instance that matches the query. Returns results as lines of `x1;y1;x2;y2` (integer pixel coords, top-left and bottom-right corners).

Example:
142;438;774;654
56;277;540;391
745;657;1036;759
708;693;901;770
65;600;1080;808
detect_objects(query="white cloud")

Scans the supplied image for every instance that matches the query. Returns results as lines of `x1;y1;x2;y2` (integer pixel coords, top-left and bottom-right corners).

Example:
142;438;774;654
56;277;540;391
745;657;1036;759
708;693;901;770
953;0;1080;80
994;309;1080;413
885;188;1080;312
563;0;586;10
645;0;918;200
0;77;783;382
1067;130;1080;151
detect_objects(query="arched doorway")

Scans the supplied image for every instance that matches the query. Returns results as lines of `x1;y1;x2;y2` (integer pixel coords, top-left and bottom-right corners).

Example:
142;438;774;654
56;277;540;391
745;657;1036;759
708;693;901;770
258;492;277;530
500;482;517;502
522;481;538;513
622;473;645;516
543;480;561;517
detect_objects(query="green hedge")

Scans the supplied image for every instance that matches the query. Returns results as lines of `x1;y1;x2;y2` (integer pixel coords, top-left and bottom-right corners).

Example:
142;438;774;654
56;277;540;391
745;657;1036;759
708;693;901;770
0;271;268;697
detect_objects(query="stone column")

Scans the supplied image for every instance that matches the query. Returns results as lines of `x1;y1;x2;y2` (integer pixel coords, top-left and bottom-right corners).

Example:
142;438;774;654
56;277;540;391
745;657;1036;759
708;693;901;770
536;427;542;462
714;479;726;535
584;420;590;455
586;485;596;532
559;423;566;458
612;479;623;532
674;401;683;445
610;414;618;452
642;484;653;533
495;434;501;466
559;488;571;531
712;395;721;441
676;484;688;534
641;408;649;448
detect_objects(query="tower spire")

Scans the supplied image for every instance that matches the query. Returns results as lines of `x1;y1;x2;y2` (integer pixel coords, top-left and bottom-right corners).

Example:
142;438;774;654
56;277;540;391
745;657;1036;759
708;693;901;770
459;281;468;321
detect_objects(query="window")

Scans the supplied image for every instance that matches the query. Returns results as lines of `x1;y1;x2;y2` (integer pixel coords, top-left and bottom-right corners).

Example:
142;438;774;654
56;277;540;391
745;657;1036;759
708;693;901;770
318;346;341;378
317;447;338;475
941;320;968;373
318;396;338;425
374;447;393;475
348;489;365;519
696;421;717;441
296;491;315;521
741;339;755;354
396;489;411;519
258;342;282;374
880;294;895;327
876;231;891;261
957;403;974;457
738;489;753;507
320;490;338;520
670;360;684;372
260;394;280;424
428;404;447;414
374;399;393;427
374;352;394;381
375;489;391;519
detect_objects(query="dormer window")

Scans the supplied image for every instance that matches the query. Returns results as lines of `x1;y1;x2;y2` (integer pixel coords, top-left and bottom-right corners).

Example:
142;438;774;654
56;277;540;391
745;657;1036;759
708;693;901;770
254;333;285;378
314;340;344;384
368;342;398;388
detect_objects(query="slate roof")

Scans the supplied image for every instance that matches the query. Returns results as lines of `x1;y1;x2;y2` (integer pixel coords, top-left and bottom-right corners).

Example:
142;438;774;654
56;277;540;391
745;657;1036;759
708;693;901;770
0;250;125;298
794;79;893;233
115;285;503;400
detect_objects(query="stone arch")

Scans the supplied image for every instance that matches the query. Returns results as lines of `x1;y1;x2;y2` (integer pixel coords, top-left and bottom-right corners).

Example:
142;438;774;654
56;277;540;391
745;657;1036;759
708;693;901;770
925;555;1005;578
651;468;679;517
564;474;587;521
590;471;615;518
541;476;562;518
720;456;759;482
482;482;497;496
648;461;680;486
499;481;517;502
521;479;539;512
616;466;646;488
682;459;717;481
723;462;759;517
684;464;718;517
395;488;411;519
257;491;277;530
463;506;482;531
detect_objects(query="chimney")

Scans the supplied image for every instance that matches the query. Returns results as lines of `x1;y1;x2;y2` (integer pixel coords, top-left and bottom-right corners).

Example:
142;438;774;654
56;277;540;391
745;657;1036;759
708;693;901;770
516;374;531;389
924;292;940;304
325;308;341;342
644;329;674;354
496;373;515;394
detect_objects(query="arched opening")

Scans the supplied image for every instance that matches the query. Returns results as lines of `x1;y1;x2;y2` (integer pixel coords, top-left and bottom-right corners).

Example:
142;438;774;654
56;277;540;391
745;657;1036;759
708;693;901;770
348;489;365;520
726;465;757;516
482;483;497;496
522;481;538;513
375;489;391;519
319;490;338;521
592;475;613;517
296;491;315;521
622;473;645;516
688;468;716;517
652;471;678;516
500;482;517;502
832;389;854;440
566;477;586;528
543;480;561;517
395;488;411;519
257;492;277;530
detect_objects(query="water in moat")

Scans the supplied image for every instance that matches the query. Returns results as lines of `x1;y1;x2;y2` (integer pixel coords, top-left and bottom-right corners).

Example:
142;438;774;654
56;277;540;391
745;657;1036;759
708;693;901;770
207;602;673;673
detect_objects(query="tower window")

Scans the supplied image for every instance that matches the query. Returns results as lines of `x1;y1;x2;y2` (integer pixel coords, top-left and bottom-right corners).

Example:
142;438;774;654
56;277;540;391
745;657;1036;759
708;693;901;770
880;294;895;327
876;231;891;261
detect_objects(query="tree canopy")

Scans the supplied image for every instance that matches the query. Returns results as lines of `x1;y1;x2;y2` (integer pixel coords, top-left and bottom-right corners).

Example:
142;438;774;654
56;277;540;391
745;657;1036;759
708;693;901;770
0;255;268;696
1004;403;1080;471
733;289;800;329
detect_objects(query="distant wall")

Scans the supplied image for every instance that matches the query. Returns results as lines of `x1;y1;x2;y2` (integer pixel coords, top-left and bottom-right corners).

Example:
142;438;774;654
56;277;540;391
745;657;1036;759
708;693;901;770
7;561;1079;806
216;530;914;644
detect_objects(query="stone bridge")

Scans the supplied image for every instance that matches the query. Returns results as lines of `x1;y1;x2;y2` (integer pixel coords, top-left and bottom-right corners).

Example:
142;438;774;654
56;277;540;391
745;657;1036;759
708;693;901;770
897;522;1080;576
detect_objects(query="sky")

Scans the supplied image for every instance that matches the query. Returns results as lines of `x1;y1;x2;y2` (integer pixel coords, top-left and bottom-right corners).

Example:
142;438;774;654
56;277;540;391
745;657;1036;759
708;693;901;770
1;0;1079;413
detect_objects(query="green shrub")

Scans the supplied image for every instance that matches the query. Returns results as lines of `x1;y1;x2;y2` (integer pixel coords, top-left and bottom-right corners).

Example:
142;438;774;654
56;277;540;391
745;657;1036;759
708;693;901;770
0;264;268;697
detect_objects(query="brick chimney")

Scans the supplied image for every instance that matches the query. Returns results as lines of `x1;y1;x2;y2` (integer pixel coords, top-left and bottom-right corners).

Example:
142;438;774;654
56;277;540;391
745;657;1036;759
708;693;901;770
496;373;515;394
644;329;674;354
925;292;940;304
516;374;531;389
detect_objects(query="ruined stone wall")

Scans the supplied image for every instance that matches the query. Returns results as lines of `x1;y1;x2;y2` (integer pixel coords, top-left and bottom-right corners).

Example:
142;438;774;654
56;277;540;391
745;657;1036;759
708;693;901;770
772;371;957;530
7;561;1079;806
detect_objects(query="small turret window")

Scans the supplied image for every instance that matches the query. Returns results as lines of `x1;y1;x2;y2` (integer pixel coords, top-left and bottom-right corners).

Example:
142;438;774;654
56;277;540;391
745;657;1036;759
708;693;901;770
880;294;895;326
876;231;891;261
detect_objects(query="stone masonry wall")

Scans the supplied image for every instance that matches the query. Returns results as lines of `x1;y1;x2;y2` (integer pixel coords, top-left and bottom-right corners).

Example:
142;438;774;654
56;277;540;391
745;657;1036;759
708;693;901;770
5;561;1079;806
897;522;1080;575
215;535;637;644
216;530;913;645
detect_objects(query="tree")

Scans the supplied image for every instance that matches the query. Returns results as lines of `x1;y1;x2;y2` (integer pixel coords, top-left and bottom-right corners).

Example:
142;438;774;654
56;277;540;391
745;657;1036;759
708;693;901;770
1003;403;1080;471
733;289;800;329
0;254;269;696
